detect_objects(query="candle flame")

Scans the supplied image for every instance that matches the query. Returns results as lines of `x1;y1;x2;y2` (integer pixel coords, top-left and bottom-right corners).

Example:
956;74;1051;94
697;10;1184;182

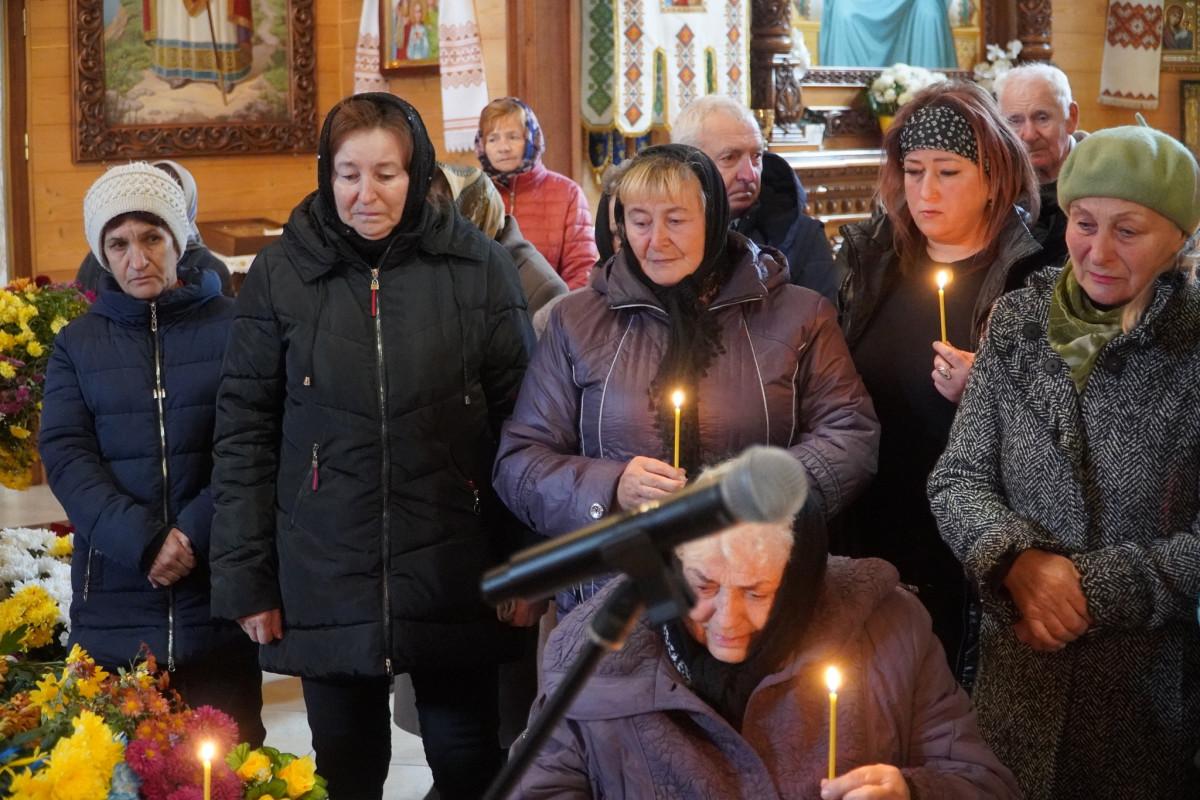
825;666;840;693
937;270;949;290
199;741;215;762
672;390;684;410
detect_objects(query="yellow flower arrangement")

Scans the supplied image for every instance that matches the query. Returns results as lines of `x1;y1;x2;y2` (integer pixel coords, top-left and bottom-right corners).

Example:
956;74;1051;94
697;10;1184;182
0;586;60;652
6;709;125;800
0;278;91;490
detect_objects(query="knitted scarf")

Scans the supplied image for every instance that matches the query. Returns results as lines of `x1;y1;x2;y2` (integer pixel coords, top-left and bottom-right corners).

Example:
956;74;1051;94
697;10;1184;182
1048;261;1123;392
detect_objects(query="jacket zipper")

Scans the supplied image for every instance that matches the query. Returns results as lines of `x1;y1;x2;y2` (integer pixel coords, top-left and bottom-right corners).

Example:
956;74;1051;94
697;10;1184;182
371;267;393;677
150;303;176;672
83;546;94;600
311;443;320;490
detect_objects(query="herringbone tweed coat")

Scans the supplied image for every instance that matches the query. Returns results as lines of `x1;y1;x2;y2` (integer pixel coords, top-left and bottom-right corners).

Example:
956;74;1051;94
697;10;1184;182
929;267;1200;800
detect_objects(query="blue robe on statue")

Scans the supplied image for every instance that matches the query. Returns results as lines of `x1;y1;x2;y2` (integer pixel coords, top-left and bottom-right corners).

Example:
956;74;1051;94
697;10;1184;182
820;0;958;69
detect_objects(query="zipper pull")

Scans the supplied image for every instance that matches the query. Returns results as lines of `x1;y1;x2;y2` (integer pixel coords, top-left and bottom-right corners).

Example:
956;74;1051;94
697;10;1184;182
469;480;481;515
311;444;320;491
371;268;380;318
150;302;158;332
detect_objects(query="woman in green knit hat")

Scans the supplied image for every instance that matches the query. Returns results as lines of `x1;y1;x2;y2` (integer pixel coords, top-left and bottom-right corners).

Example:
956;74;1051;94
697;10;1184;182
929;119;1200;800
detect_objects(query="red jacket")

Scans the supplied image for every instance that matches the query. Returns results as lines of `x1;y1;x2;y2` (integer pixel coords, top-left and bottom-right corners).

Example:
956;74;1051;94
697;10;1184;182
493;162;598;289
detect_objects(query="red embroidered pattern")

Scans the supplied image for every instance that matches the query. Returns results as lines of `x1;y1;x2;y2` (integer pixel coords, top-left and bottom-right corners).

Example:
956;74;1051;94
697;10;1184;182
1107;3;1164;50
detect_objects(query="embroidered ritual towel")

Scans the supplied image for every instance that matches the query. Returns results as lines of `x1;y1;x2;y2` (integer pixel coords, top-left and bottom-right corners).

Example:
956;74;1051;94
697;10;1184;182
354;0;389;94
1098;0;1164;108
439;0;490;152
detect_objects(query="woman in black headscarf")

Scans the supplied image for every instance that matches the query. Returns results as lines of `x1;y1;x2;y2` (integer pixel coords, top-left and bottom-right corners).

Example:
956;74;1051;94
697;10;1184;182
209;93;534;800
494;143;878;618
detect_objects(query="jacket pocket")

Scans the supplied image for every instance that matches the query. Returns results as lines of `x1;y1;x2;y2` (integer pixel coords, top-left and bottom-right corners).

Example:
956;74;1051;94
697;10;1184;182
289;443;320;530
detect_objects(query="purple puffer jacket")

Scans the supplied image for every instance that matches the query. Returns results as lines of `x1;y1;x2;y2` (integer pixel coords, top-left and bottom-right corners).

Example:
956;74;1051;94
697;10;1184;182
510;557;1022;800
493;234;878;538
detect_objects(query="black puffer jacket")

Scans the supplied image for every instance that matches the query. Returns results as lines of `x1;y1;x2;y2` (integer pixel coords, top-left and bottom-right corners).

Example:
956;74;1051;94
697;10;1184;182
210;93;534;678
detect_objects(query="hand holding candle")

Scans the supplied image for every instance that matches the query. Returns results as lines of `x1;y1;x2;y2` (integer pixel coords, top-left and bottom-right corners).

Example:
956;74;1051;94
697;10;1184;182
672;390;684;469
826;666;840;780
937;270;950;344
199;741;215;800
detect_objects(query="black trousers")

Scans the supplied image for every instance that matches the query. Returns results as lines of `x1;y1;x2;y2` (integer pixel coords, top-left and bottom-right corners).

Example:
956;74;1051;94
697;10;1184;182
303;662;503;800
167;643;267;748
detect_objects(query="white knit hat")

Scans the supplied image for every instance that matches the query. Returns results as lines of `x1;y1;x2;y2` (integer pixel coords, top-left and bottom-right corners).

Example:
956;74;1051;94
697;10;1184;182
83;162;190;270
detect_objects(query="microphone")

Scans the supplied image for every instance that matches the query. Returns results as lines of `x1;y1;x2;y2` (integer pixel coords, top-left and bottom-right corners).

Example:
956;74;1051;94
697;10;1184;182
482;445;808;604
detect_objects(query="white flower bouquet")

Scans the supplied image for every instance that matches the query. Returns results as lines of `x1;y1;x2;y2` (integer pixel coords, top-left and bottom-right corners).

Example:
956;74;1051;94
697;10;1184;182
0;526;73;645
867;63;949;119
974;39;1023;93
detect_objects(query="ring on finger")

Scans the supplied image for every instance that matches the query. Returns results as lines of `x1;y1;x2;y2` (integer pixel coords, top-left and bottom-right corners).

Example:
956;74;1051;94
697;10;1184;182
937;365;952;379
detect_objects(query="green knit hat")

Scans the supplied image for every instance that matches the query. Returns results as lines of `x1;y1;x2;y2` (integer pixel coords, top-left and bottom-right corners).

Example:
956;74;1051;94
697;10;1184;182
1058;116;1200;234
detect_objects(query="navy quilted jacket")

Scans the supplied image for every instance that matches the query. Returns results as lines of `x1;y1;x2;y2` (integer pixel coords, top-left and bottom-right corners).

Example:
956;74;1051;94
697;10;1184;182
39;268;241;669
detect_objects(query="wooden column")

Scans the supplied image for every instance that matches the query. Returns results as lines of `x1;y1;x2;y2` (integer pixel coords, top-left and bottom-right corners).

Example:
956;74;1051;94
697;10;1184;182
1016;0;1053;63
750;0;791;112
506;0;581;178
5;0;31;281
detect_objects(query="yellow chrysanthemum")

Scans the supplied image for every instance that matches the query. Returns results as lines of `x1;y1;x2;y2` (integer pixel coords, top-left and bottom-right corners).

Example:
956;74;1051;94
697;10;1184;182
236;749;273;782
25;340;42;358
0;361;15;379
28;673;62;713
9;425;31;440
11;711;124;800
280;755;318;797
50;316;68;334
48;535;73;558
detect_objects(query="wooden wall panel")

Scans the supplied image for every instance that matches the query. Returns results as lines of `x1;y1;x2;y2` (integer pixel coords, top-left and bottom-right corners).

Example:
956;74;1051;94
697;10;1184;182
1054;0;1183;138
21;0;511;284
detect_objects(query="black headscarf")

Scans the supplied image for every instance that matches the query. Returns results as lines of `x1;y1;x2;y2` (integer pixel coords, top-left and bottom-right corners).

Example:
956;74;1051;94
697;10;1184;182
314;92;438;262
662;502;830;730
614;144;735;477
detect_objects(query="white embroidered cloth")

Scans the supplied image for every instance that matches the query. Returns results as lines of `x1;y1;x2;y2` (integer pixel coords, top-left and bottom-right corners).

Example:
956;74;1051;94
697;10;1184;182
439;0;490;152
1099;0;1164;109
584;0;750;136
354;0;389;94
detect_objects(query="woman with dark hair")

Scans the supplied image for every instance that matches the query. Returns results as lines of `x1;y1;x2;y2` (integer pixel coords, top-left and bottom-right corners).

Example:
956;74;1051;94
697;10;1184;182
494;143;878;619
930;122;1200;798
835;80;1045;686
512;504;1021;799
209;93;534;800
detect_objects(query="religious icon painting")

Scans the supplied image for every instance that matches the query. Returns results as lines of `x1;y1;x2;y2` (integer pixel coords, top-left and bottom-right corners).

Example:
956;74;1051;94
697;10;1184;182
381;0;441;73
1162;1;1200;70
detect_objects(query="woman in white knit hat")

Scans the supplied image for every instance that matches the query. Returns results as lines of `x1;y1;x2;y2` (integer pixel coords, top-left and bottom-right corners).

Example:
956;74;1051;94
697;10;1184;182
930;121;1200;798
73;159;234;297
38;161;265;745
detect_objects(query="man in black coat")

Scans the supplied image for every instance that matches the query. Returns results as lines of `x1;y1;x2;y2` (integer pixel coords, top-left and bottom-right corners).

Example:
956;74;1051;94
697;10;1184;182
672;95;838;307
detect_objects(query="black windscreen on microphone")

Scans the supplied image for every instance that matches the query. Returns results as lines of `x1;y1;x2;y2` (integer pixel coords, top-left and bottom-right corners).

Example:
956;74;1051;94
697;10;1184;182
481;445;808;604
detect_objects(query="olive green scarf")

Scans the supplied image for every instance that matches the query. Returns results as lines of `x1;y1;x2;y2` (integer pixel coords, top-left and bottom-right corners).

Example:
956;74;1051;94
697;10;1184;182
1048;261;1123;392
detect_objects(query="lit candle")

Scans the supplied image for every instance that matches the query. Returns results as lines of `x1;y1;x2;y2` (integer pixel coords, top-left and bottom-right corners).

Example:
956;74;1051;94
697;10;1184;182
199;741;215;800
672;390;684;469
826;666;840;780
937;270;949;344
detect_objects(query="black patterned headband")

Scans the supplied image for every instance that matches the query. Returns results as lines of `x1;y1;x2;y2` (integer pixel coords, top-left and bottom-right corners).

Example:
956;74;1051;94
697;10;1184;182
899;105;978;164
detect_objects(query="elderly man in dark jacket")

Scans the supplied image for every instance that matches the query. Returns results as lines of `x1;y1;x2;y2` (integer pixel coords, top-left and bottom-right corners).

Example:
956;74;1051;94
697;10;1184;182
39;162;263;745
672;94;838;306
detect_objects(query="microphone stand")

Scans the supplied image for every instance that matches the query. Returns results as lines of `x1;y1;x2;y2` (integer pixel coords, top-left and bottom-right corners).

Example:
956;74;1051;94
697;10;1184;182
481;530;695;800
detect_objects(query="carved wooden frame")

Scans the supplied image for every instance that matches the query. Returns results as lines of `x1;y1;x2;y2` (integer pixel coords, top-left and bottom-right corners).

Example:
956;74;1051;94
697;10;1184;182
71;0;318;162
